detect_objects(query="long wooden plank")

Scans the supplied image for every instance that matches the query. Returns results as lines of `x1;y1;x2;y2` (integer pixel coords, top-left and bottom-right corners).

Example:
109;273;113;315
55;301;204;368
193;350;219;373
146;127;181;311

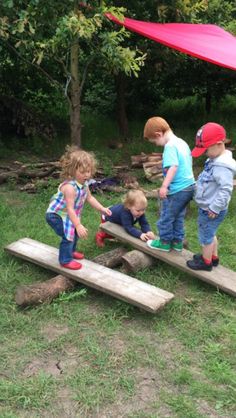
100;222;236;297
5;238;174;313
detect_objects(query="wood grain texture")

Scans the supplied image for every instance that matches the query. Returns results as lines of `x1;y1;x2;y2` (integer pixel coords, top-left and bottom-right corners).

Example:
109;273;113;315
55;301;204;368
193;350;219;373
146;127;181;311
5;238;174;313
100;222;236;297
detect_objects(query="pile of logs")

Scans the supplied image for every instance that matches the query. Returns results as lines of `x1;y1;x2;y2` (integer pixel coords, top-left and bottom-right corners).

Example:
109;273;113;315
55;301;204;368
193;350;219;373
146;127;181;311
0;161;60;186
131;152;163;183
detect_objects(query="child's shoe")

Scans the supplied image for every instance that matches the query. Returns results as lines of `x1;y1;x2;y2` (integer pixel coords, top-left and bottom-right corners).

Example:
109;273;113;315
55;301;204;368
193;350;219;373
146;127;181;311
61;260;82;270
72;251;84;260
95;231;106;247
147;239;171;252
95;231;113;247
193;253;219;267
186;256;212;271
171;241;183;252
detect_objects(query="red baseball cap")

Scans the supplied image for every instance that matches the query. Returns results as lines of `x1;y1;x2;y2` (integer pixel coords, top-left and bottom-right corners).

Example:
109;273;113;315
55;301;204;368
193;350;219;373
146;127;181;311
191;122;226;158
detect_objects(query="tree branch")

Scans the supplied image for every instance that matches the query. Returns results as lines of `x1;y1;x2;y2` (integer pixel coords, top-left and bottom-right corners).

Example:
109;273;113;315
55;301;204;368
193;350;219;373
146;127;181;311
1;39;64;93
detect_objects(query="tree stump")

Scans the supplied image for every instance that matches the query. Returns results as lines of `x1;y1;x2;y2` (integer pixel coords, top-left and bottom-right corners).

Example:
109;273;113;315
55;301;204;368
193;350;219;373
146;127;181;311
121;250;156;273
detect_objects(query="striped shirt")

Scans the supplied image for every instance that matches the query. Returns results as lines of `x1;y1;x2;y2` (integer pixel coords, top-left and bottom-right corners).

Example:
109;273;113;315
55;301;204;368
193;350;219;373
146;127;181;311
46;180;88;241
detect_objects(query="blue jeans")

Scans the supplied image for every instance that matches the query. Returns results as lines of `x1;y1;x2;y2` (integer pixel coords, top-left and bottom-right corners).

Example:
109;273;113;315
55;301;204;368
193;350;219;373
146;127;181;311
46;213;78;264
198;208;227;245
157;185;195;243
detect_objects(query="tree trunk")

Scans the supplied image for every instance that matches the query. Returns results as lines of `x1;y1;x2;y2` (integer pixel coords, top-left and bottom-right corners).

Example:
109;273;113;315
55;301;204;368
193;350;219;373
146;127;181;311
205;81;212;114
115;72;129;140
70;41;82;146
122;250;156;273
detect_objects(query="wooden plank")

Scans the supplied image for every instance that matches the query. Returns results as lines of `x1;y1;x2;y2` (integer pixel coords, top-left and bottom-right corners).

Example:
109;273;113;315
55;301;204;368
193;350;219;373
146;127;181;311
5;238;174;313
100;222;236;297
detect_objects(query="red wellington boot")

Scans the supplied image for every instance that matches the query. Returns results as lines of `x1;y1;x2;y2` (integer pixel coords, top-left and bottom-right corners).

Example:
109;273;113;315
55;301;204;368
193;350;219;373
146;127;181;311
95;231;113;247
72;251;85;260
61;260;82;270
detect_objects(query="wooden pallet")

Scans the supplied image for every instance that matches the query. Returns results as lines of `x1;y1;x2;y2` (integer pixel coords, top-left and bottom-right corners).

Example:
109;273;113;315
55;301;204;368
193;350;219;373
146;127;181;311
100;222;236;297
5;238;174;313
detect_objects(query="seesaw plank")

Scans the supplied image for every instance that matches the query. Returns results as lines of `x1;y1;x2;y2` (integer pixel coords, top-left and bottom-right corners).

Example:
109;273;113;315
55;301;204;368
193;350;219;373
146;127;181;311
5;238;174;313
100;222;236;297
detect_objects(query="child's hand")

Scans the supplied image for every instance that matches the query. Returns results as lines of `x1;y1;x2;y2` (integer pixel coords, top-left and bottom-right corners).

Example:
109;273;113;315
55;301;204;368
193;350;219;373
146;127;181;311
102;207;112;216
207;210;217;219
159;186;168;199
146;231;155;240
76;224;88;239
140;233;150;241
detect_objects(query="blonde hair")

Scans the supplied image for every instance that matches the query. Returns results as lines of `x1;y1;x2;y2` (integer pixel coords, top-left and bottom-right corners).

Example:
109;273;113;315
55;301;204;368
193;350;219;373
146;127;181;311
60;146;97;180
123;189;147;209
143;117;171;139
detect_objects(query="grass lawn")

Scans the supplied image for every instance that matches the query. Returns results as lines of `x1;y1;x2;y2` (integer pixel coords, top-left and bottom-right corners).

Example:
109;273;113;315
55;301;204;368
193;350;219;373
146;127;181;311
0;132;236;417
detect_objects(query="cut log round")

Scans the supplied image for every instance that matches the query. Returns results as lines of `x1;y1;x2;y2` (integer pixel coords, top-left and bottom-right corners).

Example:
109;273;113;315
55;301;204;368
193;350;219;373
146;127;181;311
15;275;76;307
93;247;128;268
122;250;156;273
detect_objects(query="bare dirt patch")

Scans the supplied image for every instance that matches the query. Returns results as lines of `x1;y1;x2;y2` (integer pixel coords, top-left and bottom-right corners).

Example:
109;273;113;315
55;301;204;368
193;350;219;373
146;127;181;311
41;324;69;342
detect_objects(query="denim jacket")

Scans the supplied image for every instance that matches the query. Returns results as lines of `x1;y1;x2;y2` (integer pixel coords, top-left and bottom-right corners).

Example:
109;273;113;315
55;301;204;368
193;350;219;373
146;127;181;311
194;150;236;214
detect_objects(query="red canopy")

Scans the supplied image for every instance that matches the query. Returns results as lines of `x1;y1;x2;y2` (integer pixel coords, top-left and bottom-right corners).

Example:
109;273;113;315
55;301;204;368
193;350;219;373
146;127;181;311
107;14;236;71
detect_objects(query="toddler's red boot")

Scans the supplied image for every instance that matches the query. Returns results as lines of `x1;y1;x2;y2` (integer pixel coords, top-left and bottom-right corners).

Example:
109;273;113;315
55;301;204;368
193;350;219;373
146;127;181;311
61;260;82;270
95;231;113;247
95;231;106;247
72;251;84;260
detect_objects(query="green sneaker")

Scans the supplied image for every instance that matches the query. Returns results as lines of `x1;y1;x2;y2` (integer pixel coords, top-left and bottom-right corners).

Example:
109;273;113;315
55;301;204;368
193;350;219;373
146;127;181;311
147;239;171;252
172;241;183;252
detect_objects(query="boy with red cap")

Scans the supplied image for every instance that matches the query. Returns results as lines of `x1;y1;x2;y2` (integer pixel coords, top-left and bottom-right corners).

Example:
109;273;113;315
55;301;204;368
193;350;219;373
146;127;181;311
187;122;236;271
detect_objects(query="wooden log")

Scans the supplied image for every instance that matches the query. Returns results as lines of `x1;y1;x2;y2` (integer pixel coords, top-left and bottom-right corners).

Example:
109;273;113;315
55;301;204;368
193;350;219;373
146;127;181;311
15;247;128;307
144;170;163;183
15;275;76;307
122;250;156;273
93;247;128;268
0;165;57;185
131;152;162;168
142;160;163;169
6;238;174;313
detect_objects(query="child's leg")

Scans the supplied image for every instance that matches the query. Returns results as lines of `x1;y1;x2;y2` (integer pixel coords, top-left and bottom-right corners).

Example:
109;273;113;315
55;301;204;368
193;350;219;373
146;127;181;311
95;214;112;247
187;209;227;271
172;187;194;244
147;199;173;251
46;212;81;267
157;198;174;242
59;236;75;264
212;236;218;257
201;236;218;259
72;233;84;259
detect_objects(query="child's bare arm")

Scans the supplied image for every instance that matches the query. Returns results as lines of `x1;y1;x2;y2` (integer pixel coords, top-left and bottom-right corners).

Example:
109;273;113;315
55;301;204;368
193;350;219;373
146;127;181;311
62;184;88;238
159;165;178;199
140;231;155;241
86;190;112;216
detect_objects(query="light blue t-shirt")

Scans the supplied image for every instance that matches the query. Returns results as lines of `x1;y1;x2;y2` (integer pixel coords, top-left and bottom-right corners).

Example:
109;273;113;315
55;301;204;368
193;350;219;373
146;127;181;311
163;134;195;194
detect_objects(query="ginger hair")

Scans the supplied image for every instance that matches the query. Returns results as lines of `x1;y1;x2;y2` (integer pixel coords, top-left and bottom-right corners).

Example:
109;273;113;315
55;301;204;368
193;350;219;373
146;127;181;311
123;189;147;209
143;117;171;139
60;146;97;180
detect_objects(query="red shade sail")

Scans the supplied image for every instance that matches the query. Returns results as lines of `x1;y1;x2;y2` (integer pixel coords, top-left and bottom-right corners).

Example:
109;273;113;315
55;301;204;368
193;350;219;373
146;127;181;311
107;14;236;71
